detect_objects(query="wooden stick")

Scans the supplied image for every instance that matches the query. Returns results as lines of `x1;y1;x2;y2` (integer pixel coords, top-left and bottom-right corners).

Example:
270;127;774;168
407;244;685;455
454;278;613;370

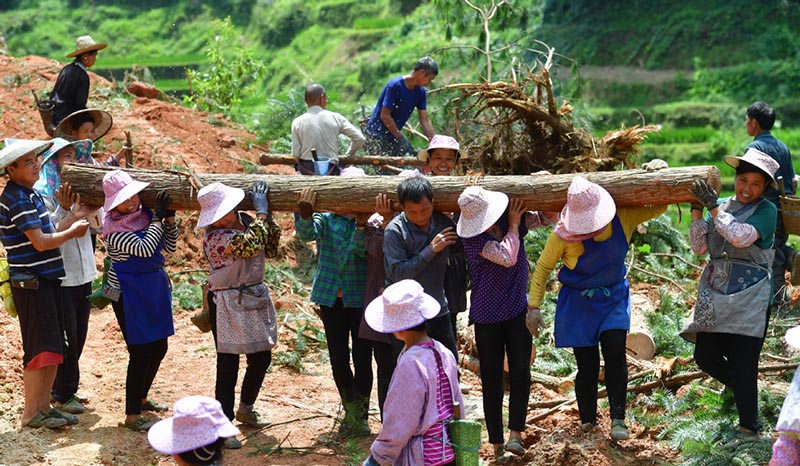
61;164;721;214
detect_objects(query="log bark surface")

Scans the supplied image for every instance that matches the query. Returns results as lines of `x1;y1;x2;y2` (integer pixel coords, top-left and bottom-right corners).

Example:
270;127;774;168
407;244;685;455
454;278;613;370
61;164;720;213
259;153;426;167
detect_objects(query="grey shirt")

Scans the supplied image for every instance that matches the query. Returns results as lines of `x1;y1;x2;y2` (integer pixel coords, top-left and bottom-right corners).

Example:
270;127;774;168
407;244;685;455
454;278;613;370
383;211;461;317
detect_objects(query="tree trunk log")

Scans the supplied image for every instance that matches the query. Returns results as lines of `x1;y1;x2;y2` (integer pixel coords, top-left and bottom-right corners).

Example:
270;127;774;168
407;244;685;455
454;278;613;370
259;153;426;167
61;163;720;213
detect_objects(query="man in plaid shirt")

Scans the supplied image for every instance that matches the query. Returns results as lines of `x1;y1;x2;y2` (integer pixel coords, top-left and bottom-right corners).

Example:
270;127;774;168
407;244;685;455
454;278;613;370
294;171;371;436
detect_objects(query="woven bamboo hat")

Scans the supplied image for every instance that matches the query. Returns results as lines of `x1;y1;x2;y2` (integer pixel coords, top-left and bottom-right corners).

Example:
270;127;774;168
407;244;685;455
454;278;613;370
0;139;53;173
66;35;107;58
55;109;113;142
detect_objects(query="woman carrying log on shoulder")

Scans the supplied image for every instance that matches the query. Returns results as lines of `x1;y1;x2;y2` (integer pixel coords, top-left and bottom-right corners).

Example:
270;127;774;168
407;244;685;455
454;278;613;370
101;170;178;431
455;186;555;459
527;160;669;441
196;181;280;449
50;36;106;127
680;148;779;440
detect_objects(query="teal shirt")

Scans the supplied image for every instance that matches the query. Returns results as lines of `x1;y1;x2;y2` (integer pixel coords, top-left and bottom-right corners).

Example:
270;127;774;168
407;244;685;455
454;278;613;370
295;213;367;308
716;196;777;249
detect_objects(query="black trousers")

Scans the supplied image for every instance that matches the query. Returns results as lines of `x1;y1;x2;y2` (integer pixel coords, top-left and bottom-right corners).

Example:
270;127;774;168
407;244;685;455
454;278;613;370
572;329;628;424
694;332;765;431
209;290;272;420
474;312;532;444
370;339;400;419
53;282;92;403
319;299;373;419
112;299;168;415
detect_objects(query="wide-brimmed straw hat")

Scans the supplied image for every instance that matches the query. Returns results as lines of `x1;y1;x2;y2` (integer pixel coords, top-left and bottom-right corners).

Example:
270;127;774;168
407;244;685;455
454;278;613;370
66;35;107;58
102;169;149;211
417;135;466;162
456;186;509;238
55;109;113;142
365;279;440;333
724;147;780;188
560;176;616;235
786;326;800;350
0;139;53;172
197;182;245;228
148;396;240;455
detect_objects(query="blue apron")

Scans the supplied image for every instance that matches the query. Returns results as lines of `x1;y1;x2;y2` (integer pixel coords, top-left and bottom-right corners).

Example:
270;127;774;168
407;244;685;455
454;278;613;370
554;216;630;348
115;231;174;345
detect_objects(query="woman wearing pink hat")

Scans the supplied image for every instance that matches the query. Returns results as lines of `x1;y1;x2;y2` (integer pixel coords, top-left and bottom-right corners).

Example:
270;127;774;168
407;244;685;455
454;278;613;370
363;279;465;466
197;181;280;448
681;147;780;439
101;169;178;431
456;186;554;458
528;161;669;441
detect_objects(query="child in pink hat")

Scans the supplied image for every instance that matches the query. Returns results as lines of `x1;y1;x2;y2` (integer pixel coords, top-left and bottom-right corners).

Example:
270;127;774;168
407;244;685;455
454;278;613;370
101;169;179;431
363;279;465;466
528;166;669;441
417;135;466;177
770;326;800;465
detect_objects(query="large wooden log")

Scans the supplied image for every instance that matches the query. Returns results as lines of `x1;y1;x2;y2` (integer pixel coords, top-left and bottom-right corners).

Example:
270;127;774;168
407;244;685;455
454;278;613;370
259;153;426;167
61;163;720;214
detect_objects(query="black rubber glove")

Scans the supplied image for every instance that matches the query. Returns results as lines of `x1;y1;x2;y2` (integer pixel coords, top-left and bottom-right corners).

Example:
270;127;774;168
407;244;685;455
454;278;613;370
689;179;719;210
251;181;269;215
154;190;173;221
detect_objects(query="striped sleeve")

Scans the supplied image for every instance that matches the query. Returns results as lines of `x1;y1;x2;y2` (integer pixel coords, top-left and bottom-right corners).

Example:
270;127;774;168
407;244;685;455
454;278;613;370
105;223;164;258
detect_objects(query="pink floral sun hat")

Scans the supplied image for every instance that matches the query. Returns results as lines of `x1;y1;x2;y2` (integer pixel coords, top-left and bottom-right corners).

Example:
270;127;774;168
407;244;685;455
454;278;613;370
560;176;616;235
456;186;509;238
724;147;780;188
417;134;466;162
102;169;150;212
365;279;440;333
148;396;240;455
196;182;245;228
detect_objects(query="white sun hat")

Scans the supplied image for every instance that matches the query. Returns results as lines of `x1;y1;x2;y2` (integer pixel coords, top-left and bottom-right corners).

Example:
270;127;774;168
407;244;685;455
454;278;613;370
148;396;240;455
196;182;246;228
417;134;466;162
724;147;780;188
786;326;800;350
365;279;440;333
560;176;616;235
66;35;107;58
0;139;53;172
456;186;509;238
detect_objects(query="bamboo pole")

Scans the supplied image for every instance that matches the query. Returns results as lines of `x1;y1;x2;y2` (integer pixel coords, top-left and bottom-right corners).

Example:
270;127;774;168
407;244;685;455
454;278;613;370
61;163;721;214
259;153;427;167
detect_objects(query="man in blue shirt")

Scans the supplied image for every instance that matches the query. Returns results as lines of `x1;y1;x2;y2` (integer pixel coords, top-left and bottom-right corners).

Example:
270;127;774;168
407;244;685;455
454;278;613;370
0;139;91;429
365;57;438;157
745;101;798;302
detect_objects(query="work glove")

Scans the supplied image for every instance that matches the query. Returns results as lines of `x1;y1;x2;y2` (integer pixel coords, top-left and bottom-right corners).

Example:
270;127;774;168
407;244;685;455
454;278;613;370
642;159;669;171
525;307;544;337
251;181;269;216
154;190;174;221
689;179;719;211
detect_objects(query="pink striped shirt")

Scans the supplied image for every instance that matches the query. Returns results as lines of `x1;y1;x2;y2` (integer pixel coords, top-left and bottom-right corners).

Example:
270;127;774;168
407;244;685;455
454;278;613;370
421;341;456;465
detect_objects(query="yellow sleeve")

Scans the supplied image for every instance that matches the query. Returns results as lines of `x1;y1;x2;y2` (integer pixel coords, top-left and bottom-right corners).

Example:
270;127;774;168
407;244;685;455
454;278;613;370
528;233;567;308
617;205;668;242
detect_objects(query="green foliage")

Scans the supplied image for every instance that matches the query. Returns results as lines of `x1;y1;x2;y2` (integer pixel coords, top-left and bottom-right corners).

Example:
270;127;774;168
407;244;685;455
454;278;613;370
170;273;205;311
247;0;312;48
272;317;326;373
249;87;306;151
644;290;694;357
690;59;800;106
184;17;264;116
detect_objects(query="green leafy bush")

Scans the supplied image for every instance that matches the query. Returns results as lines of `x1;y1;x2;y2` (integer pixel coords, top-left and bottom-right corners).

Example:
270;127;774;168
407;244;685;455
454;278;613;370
184;17;264;115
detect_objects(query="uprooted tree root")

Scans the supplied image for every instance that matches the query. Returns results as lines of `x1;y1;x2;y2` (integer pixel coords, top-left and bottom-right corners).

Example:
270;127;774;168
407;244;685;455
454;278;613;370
443;68;658;175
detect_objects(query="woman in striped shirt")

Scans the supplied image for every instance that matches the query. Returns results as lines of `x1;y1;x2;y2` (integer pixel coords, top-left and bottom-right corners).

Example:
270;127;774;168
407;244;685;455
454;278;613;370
101;170;179;431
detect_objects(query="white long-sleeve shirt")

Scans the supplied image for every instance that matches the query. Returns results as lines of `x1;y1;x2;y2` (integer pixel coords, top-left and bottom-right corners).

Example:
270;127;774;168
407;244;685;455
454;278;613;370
291;105;365;162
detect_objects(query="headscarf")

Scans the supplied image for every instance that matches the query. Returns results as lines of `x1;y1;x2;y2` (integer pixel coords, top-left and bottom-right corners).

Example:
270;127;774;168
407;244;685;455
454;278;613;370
34;139;94;198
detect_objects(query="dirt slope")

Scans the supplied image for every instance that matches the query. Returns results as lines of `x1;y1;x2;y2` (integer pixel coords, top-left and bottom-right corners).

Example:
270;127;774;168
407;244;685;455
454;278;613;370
0;54;680;466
